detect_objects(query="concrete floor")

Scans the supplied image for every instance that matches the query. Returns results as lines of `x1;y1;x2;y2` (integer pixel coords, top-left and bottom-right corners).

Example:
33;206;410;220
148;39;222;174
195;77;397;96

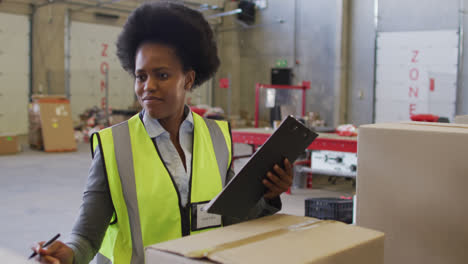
0;142;354;262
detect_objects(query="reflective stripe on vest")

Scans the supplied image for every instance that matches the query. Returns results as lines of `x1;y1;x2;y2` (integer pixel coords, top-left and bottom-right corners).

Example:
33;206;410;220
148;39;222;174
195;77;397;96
92;112;231;264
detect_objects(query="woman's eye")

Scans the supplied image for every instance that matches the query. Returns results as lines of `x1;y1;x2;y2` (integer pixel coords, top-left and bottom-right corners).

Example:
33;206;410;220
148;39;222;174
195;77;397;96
159;73;169;79
136;75;147;82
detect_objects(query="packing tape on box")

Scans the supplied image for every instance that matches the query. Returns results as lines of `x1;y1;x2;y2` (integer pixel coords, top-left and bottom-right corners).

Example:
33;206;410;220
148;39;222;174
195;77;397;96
186;219;333;259
403;122;468;129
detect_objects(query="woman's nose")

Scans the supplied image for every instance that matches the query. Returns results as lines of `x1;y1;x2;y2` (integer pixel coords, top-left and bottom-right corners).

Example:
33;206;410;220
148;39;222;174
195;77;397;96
144;77;157;91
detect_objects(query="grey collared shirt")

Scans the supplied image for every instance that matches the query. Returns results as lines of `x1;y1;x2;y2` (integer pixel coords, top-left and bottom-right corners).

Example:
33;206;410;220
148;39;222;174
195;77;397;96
67;108;281;264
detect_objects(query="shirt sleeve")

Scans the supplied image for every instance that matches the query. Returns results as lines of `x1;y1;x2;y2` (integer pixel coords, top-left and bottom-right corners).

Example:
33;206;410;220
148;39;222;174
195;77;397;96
222;166;282;226
66;147;114;264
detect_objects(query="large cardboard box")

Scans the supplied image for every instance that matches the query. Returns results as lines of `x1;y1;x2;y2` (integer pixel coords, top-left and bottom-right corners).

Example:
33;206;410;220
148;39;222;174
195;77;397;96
146;214;384;264
29;96;76;152
357;122;468;264
0;135;19;155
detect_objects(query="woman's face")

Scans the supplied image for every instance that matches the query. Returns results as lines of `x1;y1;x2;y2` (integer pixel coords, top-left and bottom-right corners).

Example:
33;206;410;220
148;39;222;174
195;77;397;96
134;42;194;120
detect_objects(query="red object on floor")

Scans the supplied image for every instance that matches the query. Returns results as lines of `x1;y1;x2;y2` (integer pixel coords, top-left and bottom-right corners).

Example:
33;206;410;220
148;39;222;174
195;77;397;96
410;114;439;122
337;130;357;137
190;107;207;116
286;187;291;194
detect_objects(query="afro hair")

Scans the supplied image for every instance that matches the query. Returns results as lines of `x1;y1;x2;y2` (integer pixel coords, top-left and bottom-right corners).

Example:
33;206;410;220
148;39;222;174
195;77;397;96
116;1;220;88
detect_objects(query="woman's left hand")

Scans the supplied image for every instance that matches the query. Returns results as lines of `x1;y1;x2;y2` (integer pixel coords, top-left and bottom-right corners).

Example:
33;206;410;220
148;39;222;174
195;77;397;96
263;158;293;200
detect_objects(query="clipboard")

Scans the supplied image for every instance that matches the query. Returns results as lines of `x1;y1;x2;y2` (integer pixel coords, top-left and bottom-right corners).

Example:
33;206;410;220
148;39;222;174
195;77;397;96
203;115;318;218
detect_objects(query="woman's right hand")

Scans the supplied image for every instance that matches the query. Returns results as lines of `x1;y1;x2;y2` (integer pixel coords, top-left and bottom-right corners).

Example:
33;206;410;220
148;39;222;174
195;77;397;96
31;240;74;264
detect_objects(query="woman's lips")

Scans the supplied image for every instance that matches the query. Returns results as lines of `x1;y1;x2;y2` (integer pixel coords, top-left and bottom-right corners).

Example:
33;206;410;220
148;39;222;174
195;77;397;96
143;96;163;101
142;96;164;108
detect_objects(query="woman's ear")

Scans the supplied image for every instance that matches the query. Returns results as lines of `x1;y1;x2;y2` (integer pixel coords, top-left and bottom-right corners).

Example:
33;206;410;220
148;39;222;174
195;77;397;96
185;70;195;91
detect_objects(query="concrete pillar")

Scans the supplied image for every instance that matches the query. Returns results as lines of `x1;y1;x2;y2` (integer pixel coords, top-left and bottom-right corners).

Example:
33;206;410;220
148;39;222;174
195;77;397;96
32;4;66;95
214;1;241;118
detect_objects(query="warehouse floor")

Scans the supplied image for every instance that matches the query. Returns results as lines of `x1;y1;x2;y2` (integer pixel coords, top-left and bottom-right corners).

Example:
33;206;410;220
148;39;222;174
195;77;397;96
0;142;354;262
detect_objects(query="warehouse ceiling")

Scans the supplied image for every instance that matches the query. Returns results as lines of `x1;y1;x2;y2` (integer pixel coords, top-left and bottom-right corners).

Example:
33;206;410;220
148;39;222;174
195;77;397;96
0;0;227;26
1;0;225;13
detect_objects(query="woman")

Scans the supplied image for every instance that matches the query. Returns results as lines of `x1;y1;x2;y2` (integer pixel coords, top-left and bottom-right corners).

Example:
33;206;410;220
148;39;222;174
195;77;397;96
33;2;293;264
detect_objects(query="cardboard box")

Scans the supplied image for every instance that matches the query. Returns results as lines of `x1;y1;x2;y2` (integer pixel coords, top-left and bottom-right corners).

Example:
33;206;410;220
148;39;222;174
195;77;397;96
0;135;19;155
29;96;76;152
146;214;384;264
39;101;77;152
454;115;468;124
356;122;468;264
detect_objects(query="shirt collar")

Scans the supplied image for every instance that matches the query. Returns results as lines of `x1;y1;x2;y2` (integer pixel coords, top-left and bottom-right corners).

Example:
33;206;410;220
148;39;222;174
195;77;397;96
143;105;194;139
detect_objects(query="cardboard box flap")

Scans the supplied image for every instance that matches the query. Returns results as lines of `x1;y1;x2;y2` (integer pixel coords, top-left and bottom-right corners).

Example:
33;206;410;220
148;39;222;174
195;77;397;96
360;122;468;134
149;214;384;264
402;121;468;129
150;214;308;256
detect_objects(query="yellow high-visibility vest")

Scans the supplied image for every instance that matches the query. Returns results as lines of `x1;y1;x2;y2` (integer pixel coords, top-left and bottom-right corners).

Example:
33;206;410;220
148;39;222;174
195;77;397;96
90;112;232;263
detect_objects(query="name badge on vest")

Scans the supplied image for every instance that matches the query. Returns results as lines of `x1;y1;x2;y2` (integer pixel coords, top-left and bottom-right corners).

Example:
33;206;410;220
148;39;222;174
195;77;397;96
191;201;222;231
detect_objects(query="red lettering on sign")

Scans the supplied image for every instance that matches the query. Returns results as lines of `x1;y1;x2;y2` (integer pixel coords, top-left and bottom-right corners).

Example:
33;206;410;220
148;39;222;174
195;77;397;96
411;50;419;63
430;78;435;92
100;80;106;92
409;86;419;98
100;62;109;75
409;103;417;116
101;43;109;57
100;43;110;113
409;68;419;80
408;50;420;120
101;97;106;109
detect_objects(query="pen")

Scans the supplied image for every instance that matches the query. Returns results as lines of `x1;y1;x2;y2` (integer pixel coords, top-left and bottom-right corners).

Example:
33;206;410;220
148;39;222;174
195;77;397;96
28;233;60;260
